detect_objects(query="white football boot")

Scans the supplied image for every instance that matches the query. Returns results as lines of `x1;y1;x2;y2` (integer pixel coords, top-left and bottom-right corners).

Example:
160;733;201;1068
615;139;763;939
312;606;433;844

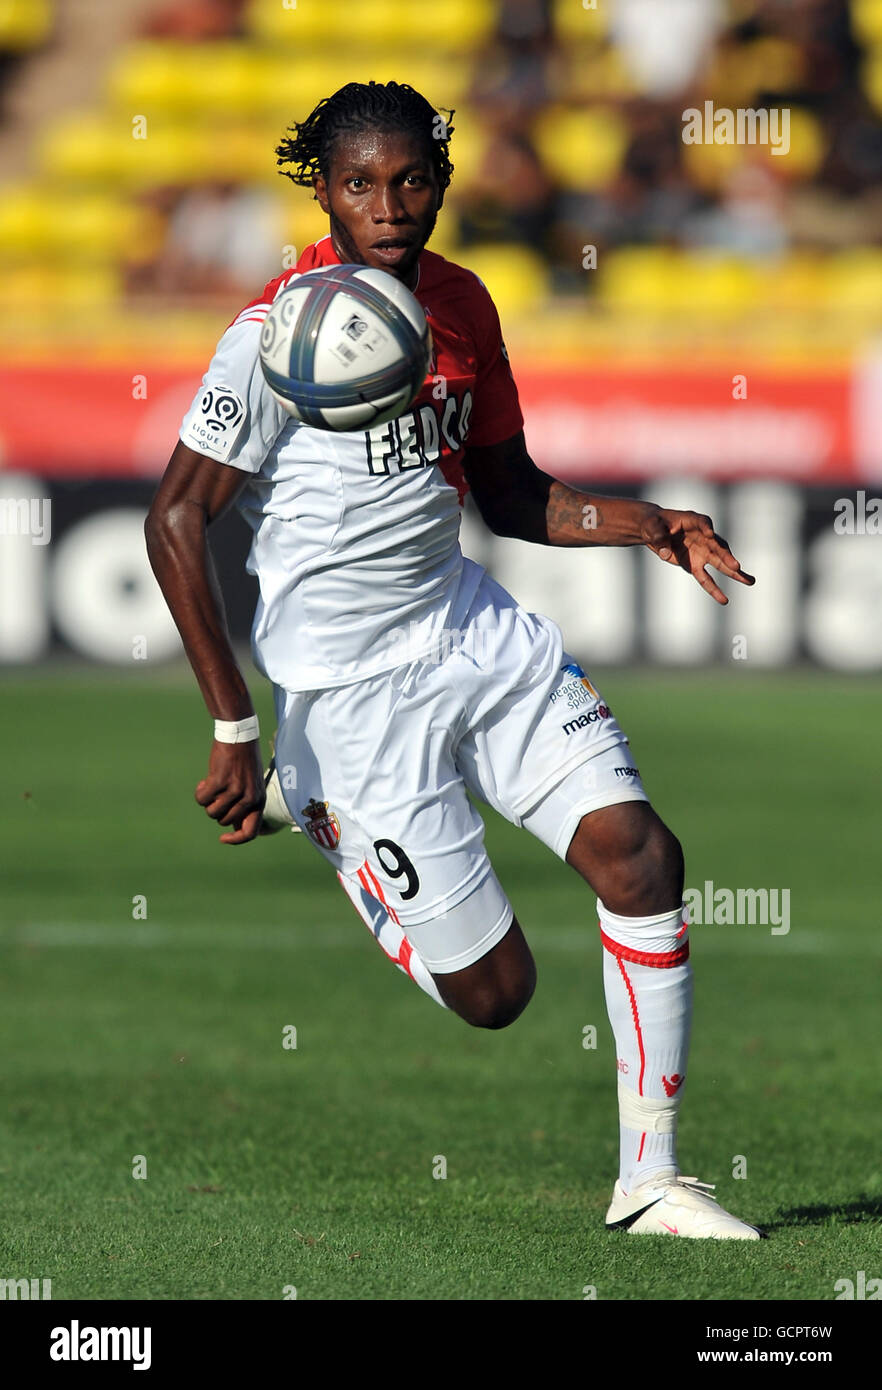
606;1170;763;1239
258;758;301;836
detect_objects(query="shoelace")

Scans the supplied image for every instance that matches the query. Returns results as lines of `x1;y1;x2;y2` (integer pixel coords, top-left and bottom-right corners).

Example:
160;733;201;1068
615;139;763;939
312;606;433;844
675;1177;720;1202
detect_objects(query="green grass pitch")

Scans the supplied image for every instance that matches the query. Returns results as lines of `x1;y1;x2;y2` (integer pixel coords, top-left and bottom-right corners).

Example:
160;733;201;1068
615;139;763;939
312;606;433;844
1;665;879;1301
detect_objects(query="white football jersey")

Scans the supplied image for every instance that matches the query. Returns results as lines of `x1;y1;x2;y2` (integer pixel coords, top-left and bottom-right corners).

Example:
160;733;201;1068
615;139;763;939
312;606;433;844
179;236;523;692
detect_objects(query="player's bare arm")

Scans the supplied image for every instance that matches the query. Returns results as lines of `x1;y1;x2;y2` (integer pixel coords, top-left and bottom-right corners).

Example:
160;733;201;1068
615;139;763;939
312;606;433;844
463;430;756;606
145;440;266;844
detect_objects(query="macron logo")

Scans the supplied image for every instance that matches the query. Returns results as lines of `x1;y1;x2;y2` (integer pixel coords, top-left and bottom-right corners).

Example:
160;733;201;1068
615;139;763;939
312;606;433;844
50;1321;151;1371
662;1073;685;1097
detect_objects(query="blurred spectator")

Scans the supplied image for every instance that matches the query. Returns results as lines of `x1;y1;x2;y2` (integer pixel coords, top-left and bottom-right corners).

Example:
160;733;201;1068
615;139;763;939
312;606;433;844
456;119;559;256
469;0;554;119
140;0;247;42
551;105;706;269
609;0;726;98
129;182;282;305
681;161;789;256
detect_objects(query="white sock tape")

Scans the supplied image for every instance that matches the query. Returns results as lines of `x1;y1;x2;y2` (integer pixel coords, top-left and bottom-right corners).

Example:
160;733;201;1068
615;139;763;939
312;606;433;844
618;1081;682;1134
598;899;689;957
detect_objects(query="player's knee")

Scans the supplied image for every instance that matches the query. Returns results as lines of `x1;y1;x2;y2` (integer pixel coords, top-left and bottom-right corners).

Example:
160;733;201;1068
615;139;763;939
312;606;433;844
460;972;535;1030
436;939;536;1030
575;805;684;913
613;817;683;909
644;819;684;896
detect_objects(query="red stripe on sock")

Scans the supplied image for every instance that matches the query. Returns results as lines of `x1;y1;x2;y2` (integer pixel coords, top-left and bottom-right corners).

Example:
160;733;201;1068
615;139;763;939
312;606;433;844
616;955;646;1096
617;955;648;1162
600;926;689;969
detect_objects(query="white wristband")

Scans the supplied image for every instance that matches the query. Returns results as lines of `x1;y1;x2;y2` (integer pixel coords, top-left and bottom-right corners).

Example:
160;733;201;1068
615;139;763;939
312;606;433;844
214;715;260;744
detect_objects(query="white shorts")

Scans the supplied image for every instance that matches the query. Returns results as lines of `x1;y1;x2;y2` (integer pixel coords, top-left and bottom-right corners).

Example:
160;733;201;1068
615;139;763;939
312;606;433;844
273;567;648;974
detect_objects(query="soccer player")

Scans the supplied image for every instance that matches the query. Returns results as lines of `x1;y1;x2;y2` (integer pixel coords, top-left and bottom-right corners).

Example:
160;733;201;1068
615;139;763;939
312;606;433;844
146;81;760;1239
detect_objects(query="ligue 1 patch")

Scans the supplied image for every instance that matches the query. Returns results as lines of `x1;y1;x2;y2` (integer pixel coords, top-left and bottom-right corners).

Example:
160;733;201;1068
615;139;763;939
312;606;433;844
182;384;246;460
301;797;341;850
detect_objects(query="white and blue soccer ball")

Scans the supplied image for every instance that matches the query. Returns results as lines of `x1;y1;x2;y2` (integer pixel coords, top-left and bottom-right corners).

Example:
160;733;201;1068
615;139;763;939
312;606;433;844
258;264;433;431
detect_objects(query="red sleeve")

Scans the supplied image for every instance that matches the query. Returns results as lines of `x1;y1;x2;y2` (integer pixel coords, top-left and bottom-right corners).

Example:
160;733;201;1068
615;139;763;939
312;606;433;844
464;277;524;448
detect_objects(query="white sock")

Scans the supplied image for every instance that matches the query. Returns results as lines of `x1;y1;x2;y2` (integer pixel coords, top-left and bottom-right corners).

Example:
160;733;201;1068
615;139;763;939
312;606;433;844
598;898;692;1191
337;869;447;1009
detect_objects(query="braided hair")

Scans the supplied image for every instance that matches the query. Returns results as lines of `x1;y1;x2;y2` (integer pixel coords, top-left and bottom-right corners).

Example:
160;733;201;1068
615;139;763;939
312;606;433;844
276;80;454;202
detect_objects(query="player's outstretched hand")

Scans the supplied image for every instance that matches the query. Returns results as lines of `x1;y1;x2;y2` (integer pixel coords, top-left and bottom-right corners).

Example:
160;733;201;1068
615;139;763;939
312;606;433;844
195;740;266;844
641;507;756;605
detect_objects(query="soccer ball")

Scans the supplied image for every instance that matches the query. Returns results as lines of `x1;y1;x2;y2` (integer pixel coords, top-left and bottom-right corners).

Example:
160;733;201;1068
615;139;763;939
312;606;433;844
258;264;433;431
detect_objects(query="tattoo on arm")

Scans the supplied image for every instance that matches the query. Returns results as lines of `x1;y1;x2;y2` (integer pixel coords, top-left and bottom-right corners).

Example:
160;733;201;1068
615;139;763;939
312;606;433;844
546;482;606;545
463;433;650;547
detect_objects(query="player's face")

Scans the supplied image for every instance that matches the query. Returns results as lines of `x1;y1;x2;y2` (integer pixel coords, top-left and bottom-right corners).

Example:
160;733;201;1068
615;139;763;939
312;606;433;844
313;130;441;291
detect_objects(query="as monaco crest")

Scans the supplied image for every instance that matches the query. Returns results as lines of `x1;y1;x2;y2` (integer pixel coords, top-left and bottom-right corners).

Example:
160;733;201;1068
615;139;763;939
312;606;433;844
301;797;341;850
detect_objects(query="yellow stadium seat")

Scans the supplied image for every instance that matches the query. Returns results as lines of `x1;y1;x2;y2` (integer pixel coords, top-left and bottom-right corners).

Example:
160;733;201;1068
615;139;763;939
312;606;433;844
254;57;332;121
851;0;882;44
279;196;333;252
551;0;610;44
385;0;495;48
55;196;135;261
40;193;141;261
255;52;469;123
704;38;804;109
0;185;161;265
57;265;122;308
108;42;267;119
106;42;180;112
0;186;50;256
248;0;493;49
532;106;628;190
0;265;119;311
123;125;223;186
0;0;52;50
40;115;215;187
437;115;489;187
423;216;458;260
558;44;639;102
248;0;346;46
759;107;825;179
392;55;470;105
825;250;882;319
862;49;882;113
453;243;549;318
599;248;762;321
672;255;763;319
211;124;276;181
40;116;131;183
743;38;804;94
598;247;684;316
758;255;829;314
682;131;746;193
